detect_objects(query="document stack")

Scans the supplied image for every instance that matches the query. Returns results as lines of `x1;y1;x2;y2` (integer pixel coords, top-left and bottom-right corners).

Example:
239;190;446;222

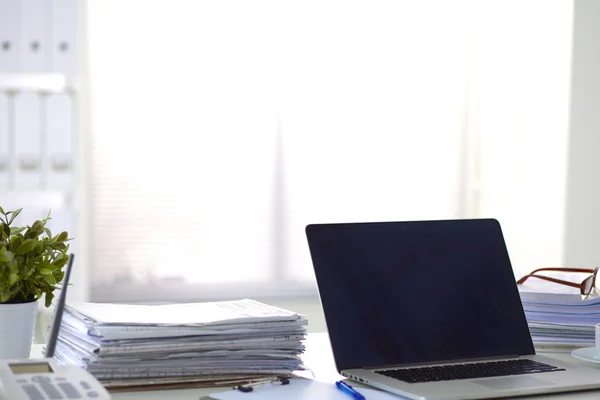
519;280;600;351
53;299;308;391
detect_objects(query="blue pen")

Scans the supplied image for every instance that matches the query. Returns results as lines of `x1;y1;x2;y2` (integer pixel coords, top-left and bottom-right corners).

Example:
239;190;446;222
336;380;366;400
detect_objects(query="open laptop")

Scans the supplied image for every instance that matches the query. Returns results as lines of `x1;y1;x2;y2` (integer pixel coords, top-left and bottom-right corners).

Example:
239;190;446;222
305;219;600;400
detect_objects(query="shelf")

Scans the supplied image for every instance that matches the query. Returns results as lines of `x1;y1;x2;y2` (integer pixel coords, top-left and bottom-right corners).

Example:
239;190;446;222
0;190;70;210
0;73;67;93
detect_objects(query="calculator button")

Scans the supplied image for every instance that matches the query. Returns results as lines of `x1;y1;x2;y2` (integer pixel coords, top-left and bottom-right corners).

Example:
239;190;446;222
55;377;67;381
21;384;44;400
87;391;99;398
40;382;64;399
31;375;52;383
16;378;28;383
57;382;82;398
80;381;91;389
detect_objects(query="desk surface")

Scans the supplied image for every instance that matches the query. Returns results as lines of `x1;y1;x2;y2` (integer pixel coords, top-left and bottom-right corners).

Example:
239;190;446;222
34;333;600;400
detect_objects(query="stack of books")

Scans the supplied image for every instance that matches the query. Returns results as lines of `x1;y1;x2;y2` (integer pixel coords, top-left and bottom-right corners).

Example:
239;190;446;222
54;299;308;391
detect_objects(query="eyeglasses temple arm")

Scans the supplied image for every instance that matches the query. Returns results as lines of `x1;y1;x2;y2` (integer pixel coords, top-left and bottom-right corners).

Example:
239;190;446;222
525;267;595;275
517;274;583;289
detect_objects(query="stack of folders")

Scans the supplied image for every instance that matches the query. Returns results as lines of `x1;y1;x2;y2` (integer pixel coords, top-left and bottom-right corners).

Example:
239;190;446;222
519;290;600;351
53;299;308;391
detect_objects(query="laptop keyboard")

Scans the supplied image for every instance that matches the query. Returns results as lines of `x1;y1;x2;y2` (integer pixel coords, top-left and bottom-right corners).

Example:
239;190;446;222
375;359;565;383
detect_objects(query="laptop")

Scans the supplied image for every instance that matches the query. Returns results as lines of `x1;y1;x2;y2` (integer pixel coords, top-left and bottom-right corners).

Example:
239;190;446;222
305;219;600;400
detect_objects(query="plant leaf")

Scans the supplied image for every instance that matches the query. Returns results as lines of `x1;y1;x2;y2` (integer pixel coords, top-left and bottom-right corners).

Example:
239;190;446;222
53;271;65;283
45;292;54;308
31;220;44;233
42;274;56;285
15;239;37;255
9;226;27;235
38;268;52;275
7;208;22;225
10;235;23;249
8;273;19;285
0;250;14;263
0;290;9;302
9;285;21;297
57;232;69;242
42;210;52;224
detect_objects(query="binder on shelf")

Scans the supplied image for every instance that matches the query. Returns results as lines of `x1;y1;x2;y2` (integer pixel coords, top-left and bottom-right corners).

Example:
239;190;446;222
19;0;49;72
0;92;10;189
0;0;20;71
49;0;78;77
45;93;74;190
14;92;42;189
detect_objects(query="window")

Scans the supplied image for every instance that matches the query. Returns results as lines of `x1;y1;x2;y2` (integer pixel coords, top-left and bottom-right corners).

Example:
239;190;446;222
86;0;572;302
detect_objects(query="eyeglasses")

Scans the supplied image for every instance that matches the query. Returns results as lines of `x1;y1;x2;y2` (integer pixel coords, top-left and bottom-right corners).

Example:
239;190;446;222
517;267;599;295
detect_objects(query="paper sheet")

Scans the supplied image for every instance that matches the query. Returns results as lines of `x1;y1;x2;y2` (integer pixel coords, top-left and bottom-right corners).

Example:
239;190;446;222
67;299;302;326
206;378;408;400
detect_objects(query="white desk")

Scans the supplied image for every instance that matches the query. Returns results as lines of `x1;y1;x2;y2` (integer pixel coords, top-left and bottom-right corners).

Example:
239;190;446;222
34;334;600;399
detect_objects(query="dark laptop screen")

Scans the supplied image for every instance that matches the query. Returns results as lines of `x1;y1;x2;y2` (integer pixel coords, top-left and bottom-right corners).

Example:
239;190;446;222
306;219;535;371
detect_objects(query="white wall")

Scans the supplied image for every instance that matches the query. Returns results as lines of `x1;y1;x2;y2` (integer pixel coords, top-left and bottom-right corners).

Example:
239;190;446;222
564;0;600;267
469;1;573;277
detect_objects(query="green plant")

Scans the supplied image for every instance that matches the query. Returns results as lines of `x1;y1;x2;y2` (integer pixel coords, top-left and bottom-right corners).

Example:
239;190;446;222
0;207;70;307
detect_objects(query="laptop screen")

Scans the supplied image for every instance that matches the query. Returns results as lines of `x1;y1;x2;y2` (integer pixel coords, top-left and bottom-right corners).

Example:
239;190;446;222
306;219;535;371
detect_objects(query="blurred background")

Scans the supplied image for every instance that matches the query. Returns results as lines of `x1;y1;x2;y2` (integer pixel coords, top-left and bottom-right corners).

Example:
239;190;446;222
1;0;599;333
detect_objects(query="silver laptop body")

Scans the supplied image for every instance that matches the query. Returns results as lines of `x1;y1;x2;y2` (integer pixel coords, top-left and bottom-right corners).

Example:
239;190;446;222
305;219;600;400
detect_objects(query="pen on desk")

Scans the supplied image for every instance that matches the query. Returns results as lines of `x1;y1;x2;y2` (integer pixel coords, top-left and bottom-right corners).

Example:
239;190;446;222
336;380;366;400
235;376;290;392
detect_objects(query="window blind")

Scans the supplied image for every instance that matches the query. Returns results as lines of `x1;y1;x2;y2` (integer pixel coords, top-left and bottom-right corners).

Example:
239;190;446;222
86;0;572;302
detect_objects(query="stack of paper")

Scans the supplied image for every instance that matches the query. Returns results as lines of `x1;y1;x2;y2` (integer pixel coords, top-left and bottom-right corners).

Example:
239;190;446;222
54;299;308;390
519;279;600;350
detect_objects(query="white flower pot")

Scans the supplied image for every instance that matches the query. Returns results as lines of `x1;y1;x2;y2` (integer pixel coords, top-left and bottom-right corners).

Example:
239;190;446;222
0;300;38;359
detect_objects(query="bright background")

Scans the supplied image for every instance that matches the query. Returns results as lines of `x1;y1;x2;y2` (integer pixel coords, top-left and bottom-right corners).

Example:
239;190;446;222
85;0;573;306
5;0;600;336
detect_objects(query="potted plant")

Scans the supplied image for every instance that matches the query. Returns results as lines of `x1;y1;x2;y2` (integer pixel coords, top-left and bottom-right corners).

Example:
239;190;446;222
0;207;70;359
